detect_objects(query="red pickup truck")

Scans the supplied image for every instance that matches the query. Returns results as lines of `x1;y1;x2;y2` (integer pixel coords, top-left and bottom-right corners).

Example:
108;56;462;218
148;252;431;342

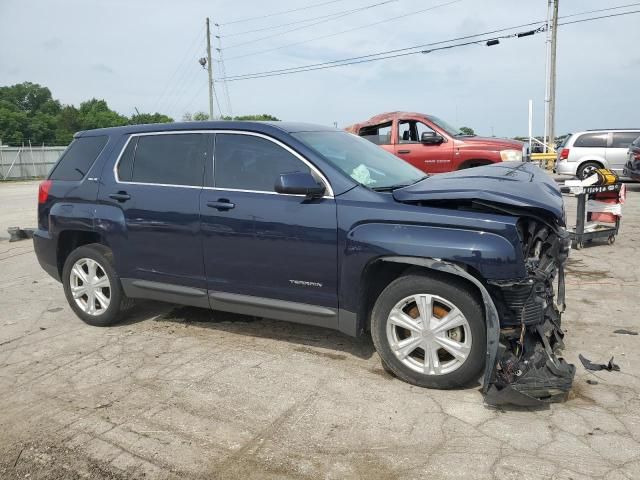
346;112;528;173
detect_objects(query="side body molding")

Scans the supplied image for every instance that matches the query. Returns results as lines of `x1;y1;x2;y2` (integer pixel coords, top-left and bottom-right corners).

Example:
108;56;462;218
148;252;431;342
381;256;500;393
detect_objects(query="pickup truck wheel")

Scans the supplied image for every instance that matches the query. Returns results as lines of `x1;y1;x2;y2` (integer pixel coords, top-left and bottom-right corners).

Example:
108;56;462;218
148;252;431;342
371;274;486;389
62;244;130;327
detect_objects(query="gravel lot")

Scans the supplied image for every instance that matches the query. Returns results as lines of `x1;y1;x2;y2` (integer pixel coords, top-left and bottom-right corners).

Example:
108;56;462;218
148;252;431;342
1;178;639;480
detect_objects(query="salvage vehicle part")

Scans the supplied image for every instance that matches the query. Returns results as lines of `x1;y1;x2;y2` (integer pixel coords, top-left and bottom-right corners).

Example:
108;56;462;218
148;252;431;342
579;354;620;372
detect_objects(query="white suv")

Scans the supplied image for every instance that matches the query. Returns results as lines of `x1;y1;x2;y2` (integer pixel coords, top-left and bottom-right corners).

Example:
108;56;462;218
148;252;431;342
555;129;640;179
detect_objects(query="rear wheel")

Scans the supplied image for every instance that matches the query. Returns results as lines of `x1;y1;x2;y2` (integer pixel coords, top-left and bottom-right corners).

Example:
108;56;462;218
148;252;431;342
577;161;600;180
371;274;486;389
62;244;130;326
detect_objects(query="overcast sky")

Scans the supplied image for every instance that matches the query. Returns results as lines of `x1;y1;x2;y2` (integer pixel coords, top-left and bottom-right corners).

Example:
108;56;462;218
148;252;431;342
1;0;638;137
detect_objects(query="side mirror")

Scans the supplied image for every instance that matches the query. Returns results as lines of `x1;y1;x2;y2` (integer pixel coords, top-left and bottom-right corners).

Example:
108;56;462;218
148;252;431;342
275;172;326;198
421;132;444;144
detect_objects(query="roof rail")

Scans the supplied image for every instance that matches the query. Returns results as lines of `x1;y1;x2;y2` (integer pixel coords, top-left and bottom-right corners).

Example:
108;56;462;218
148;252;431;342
586;128;640;131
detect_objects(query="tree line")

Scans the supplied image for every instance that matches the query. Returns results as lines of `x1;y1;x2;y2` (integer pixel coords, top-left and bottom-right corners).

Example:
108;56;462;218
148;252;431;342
0;82;280;146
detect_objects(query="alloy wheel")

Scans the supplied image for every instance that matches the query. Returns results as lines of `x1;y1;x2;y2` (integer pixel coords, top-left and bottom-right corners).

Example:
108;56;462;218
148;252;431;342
69;258;111;316
386;294;472;375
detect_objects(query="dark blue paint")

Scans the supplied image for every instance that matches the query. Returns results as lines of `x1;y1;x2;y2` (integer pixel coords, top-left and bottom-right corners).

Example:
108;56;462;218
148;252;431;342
34;121;564;336
394;161;566;222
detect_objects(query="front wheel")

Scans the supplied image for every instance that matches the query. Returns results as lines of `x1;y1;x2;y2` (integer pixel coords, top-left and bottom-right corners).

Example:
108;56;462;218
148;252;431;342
62;243;130;326
371;274;486;389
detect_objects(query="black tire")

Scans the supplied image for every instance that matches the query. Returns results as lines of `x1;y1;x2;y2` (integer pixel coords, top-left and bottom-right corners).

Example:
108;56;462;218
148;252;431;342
577;161;601;180
371;274;486;389
62;243;131;327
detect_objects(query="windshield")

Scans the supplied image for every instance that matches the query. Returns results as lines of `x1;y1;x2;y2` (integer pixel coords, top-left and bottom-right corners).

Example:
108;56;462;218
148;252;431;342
425;115;462;136
293;131;426;190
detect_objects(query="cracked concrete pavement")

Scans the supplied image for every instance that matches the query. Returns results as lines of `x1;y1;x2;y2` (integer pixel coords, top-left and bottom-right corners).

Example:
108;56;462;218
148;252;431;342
0;179;639;479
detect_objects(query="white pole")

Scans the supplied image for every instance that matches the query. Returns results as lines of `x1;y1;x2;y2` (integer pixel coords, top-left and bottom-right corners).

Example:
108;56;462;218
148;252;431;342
528;99;533;152
543;0;553;153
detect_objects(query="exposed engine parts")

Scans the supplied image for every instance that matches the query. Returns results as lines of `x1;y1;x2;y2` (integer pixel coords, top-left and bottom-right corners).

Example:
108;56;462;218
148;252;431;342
485;218;575;406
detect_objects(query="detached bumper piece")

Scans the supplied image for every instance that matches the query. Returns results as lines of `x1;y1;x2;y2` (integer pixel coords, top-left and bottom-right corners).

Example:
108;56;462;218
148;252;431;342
485;219;575;407
485;325;575;406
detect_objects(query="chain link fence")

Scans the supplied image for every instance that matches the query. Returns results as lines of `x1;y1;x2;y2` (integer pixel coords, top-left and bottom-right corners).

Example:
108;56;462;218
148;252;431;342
0;145;66;180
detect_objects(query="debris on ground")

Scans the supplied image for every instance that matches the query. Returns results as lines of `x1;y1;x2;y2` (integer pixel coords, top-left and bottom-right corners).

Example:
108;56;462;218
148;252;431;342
7;227;35;242
586;379;599;385
613;329;638;336
579;354;620;372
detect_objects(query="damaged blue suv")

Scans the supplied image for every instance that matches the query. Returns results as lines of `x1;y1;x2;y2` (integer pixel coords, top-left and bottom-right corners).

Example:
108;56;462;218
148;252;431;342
34;121;574;405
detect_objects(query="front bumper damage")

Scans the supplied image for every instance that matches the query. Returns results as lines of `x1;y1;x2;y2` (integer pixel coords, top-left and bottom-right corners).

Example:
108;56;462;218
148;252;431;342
484;220;575;406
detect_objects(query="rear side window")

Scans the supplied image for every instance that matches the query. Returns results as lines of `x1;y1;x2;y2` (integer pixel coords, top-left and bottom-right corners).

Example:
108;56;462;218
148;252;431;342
573;133;607;148
358;122;392;145
49;136;108;181
117;137;137;182
125;133;208;186
611;132;640;148
214;134;309;192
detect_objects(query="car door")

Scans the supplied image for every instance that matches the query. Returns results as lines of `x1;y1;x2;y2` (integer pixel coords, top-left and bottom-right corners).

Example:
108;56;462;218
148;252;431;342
98;131;210;296
200;132;339;321
394;119;454;173
607;132;640;174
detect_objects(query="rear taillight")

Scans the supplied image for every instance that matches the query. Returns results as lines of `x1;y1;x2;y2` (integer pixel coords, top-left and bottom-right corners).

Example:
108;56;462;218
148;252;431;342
38;180;52;204
560;148;570;160
634;150;640;161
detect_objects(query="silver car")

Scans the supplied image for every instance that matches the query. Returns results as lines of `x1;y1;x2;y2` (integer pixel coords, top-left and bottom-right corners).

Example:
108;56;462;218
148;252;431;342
555;129;640;179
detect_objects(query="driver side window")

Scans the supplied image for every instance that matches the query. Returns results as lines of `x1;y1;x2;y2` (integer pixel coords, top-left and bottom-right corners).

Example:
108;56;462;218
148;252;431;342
214;134;310;192
398;120;436;143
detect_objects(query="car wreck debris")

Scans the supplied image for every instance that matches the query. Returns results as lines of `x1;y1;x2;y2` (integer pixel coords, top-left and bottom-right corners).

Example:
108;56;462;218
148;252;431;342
484;217;575;406
8;226;35;242
579;354;620;372
613;329;638;336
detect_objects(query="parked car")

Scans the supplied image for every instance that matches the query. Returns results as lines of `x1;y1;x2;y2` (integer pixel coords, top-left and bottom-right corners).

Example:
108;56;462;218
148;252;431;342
555;129;640;179
623;135;640;181
345;112;528;173
34;122;573;405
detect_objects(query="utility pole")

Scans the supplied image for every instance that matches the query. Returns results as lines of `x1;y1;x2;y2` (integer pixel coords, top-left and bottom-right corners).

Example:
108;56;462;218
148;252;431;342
543;0;559;152
206;17;214;120
548;0;559;152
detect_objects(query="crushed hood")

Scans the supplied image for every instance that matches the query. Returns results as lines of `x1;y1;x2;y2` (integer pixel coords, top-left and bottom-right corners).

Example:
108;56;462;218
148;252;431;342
393;162;564;220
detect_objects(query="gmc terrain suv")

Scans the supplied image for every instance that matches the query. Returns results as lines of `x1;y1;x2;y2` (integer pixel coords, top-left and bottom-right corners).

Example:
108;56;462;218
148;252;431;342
345;112;528;173
555;128;640;179
34;121;574;405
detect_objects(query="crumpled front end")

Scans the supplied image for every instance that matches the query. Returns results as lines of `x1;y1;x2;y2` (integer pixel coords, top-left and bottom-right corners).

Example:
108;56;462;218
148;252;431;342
484;218;575;406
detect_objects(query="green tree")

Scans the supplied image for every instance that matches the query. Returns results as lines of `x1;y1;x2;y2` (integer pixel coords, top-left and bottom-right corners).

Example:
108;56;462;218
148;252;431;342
129;112;173;125
459;126;475;136
192;111;209;121
77;98;128;130
220;114;280;121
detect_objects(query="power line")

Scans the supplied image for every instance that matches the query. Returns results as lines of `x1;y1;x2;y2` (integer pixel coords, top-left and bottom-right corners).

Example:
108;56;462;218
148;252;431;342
217;9;640;82
219;0;344;26
221;20;547;81
559;1;640;19
224;0;398;49
224;0;462;61
221;0;398;40
152;26;204;113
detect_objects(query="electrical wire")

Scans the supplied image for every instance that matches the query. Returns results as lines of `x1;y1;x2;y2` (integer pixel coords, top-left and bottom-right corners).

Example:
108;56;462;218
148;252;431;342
219;0;344;26
221;0;398;40
224;0;398;49
217;9;640;82
152;25;205;113
224;0;462;61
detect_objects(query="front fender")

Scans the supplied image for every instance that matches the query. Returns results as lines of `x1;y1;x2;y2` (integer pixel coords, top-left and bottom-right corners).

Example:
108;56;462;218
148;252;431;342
340;223;524;307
